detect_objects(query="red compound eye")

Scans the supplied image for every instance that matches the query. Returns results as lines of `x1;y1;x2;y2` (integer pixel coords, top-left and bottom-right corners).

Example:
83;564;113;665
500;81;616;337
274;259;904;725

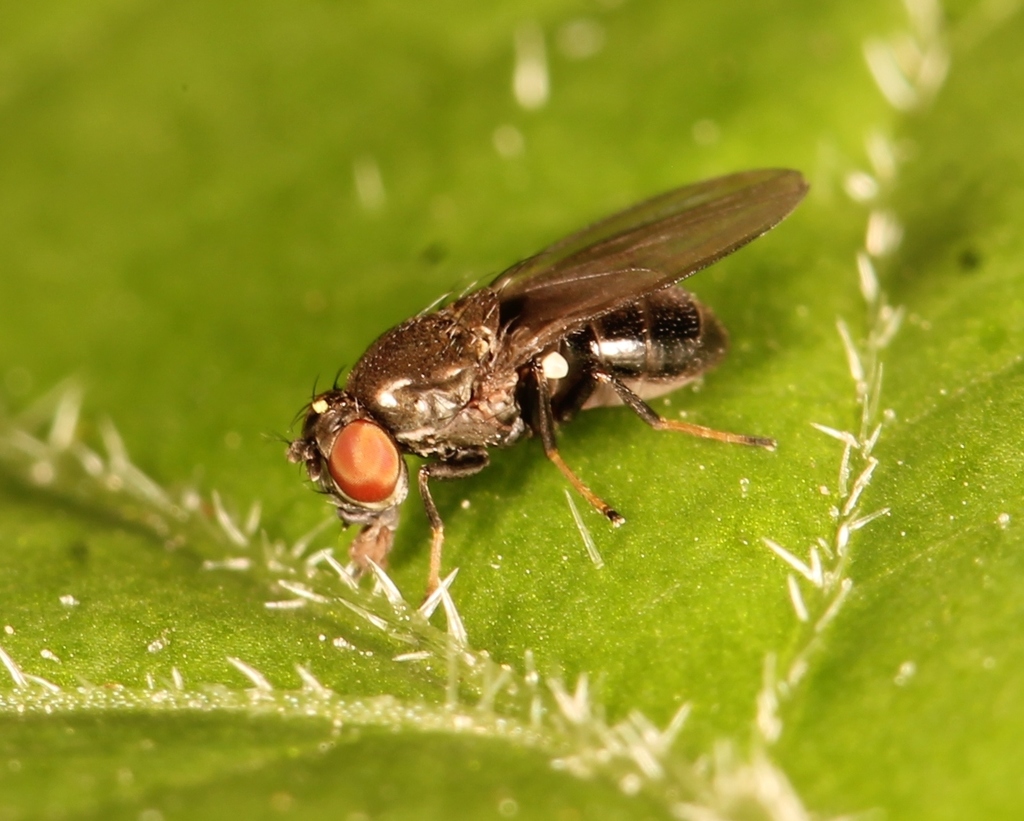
328;420;401;504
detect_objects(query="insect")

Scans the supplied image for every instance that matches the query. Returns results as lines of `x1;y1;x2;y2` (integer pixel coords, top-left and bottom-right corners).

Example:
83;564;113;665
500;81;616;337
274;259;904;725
288;168;808;594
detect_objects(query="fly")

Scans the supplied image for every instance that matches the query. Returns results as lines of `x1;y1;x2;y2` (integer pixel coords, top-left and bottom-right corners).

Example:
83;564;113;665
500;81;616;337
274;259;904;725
288;168;808;594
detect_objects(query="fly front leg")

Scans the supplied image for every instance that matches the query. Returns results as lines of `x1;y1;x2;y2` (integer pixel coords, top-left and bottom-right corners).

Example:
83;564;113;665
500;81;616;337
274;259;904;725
530;361;626;526
418;449;489;595
597;371;776;449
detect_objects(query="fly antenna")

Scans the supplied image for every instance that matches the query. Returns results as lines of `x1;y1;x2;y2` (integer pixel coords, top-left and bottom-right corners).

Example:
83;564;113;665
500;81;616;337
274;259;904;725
265;430;293;446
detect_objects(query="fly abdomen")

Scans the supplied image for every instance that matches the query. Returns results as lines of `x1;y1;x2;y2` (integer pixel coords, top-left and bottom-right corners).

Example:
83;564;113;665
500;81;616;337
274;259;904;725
546;286;728;418
565;286;726;380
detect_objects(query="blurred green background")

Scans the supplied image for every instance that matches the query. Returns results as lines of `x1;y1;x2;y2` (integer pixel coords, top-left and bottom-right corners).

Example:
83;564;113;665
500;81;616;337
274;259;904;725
2;0;1023;818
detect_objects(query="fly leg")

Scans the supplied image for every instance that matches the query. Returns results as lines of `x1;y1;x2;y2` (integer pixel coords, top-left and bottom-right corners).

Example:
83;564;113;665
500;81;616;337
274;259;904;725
548;368;597;423
597;371;776;449
530;361;626;526
418;449;489;595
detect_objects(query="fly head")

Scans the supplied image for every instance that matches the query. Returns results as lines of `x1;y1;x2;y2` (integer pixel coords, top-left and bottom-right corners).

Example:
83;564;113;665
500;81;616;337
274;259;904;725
287;389;409;526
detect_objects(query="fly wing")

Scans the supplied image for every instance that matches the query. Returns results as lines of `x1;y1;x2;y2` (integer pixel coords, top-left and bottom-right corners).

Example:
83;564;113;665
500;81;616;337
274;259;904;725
492;168;807;358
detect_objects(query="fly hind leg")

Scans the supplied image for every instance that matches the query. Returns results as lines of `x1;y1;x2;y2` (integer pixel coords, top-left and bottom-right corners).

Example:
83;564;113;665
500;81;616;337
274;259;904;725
596;371;776;450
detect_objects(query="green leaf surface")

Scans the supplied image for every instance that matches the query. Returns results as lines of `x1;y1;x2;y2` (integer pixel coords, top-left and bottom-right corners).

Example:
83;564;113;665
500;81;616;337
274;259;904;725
1;0;1022;819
